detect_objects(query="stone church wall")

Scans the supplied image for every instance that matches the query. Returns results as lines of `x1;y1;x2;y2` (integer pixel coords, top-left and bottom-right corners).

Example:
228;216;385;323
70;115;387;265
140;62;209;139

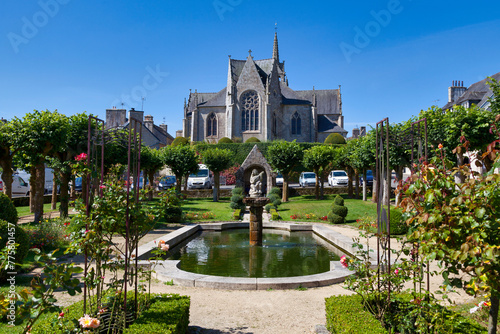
281;105;313;142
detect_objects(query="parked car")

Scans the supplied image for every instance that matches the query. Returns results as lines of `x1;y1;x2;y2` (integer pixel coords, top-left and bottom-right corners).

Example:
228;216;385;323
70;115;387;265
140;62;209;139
299;172;316;187
275;172;283;187
16;168;55;194
0;174;30;197
158;175;176;190
359;170;373;187
328;170;348;187
187;164;212;189
73;176;82;193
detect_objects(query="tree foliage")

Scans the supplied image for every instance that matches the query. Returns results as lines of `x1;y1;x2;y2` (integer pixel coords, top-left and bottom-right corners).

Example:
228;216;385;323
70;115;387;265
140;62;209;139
267;140;303;202
202;148;233;201
303;145;335;199
161;145;199;193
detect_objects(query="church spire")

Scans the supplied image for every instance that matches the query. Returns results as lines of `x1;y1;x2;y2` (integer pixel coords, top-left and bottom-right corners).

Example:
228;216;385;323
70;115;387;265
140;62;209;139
273;25;279;63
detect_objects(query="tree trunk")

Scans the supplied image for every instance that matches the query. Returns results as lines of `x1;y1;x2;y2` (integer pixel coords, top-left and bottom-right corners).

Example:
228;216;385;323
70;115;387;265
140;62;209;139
320;173;325;200
176;174;182;194
489;293;499;334
347;167;354;198
0;161;13;198
30;166;37;213
33;164;45;224
147;171;155;201
183;174;188;192
372;176;378;203
59;171;71;218
213;172;220;202
362;170;367;201
70;176;75;199
282;175;289;202
354;170;360;199
51;168;59;210
314;170;320;200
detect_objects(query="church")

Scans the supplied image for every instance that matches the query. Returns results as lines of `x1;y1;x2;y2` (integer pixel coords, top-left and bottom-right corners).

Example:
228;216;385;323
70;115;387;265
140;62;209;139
182;33;347;143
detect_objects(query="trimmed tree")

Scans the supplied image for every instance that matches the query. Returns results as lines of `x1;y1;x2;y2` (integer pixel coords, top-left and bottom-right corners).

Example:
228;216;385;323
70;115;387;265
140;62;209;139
267;140;303;202
161;145;199;194
0;120;17;198
324;133;346;145
140;146;164;200
303;145;335;200
202;148;234;202
10;110;69;223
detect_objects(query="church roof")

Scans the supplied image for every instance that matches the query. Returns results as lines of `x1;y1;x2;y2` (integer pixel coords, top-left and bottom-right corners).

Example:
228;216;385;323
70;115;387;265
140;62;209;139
187;92;219;113
317;115;347;135
229;58;285;86
293;88;341;115
199;88;227;107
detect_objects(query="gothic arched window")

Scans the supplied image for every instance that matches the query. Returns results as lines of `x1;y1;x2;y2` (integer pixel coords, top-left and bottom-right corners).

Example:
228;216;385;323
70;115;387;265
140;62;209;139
207;113;217;137
291;112;301;135
241;90;259;131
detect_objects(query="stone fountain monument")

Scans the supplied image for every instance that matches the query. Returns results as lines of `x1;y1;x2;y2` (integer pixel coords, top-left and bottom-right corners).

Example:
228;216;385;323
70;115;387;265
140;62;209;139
243;169;269;246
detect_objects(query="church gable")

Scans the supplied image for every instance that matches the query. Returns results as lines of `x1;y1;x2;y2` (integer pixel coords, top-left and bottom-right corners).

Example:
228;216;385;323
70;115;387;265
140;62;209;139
236;54;266;96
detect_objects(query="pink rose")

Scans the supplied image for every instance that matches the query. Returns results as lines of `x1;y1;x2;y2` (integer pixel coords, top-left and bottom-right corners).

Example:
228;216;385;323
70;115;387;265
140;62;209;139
340;255;348;268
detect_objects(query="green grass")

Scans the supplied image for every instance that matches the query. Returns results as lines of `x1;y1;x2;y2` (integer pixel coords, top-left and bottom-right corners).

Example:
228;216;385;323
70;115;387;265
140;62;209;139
182;197;234;222
16;203;58;218
279;194;378;225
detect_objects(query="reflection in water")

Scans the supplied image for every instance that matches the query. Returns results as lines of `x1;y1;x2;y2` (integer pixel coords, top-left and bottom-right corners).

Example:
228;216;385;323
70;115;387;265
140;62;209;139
167;229;341;278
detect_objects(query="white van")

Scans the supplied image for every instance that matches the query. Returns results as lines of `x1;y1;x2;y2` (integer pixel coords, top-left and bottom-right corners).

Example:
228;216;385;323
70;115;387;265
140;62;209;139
16;168;55;194
187;164;212;189
0;174;30;197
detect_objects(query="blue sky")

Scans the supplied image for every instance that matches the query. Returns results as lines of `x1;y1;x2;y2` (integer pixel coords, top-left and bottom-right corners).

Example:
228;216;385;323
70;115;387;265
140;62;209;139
1;0;499;137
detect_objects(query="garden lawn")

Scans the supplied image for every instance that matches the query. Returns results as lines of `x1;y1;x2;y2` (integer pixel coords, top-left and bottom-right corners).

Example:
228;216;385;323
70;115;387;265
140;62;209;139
279;195;378;225
181;197;234;222
16;203;58;217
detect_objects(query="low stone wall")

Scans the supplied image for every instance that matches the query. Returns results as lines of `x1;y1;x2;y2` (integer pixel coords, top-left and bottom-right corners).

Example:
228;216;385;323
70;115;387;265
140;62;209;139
12;194;59;207
179;189;233;198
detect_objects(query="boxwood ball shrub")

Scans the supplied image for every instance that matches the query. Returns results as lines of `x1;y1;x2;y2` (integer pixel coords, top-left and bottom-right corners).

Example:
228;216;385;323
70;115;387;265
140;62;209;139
171;136;190;147
218;137;233;143
0;219;30;281
389;207;407;235
333;194;344;206
230;187;245;210
0;193;18;225
245;137;260;143
324;133;346;145
327;211;344;224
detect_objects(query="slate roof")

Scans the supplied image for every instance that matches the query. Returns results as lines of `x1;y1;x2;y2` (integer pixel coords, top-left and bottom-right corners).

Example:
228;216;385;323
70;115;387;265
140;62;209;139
318;115;348;135
443;71;500;110
187;92;220;113
294;89;341;115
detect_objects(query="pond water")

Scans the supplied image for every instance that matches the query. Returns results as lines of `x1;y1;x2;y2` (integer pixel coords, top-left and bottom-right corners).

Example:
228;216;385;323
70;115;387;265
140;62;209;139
167;228;341;278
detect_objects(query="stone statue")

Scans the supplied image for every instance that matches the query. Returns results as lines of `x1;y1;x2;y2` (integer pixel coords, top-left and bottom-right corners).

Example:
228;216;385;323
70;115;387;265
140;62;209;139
249;169;265;197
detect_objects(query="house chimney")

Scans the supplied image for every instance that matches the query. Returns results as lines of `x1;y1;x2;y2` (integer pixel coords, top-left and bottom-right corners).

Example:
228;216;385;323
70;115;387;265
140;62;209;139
360;126;366;137
448;80;467;103
128;108;144;122
352;128;360;138
160;124;168;134
106;108;126;129
144;115;154;132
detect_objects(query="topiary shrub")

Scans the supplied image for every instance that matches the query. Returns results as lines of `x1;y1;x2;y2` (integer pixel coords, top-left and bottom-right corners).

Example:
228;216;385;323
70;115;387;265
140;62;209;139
171;137;190;147
218;137;233;144
270;209;280;221
0;219;30;281
324;133;346;145
230;187;245;210
331;204;348;218
245;137;260;143
328;195;348;224
0;193;18;225
389;207;407;235
160;188;183;223
327;211;344;224
269;186;281;196
333;194;344;207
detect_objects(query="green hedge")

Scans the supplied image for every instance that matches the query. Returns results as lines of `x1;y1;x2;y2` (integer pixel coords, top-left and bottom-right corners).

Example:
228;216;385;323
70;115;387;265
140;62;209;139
0;193;18;225
270;209;280;221
325;294;387;333
233;209;242;220
194;142;340;166
30;293;190;334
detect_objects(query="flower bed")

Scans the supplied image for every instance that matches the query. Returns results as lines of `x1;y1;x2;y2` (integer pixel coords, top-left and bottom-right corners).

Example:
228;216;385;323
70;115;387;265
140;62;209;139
30;293;190;334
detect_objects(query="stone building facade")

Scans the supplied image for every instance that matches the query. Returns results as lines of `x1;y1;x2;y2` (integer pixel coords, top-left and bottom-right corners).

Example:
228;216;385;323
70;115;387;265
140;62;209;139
442;72;500;111
182;33;347;143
